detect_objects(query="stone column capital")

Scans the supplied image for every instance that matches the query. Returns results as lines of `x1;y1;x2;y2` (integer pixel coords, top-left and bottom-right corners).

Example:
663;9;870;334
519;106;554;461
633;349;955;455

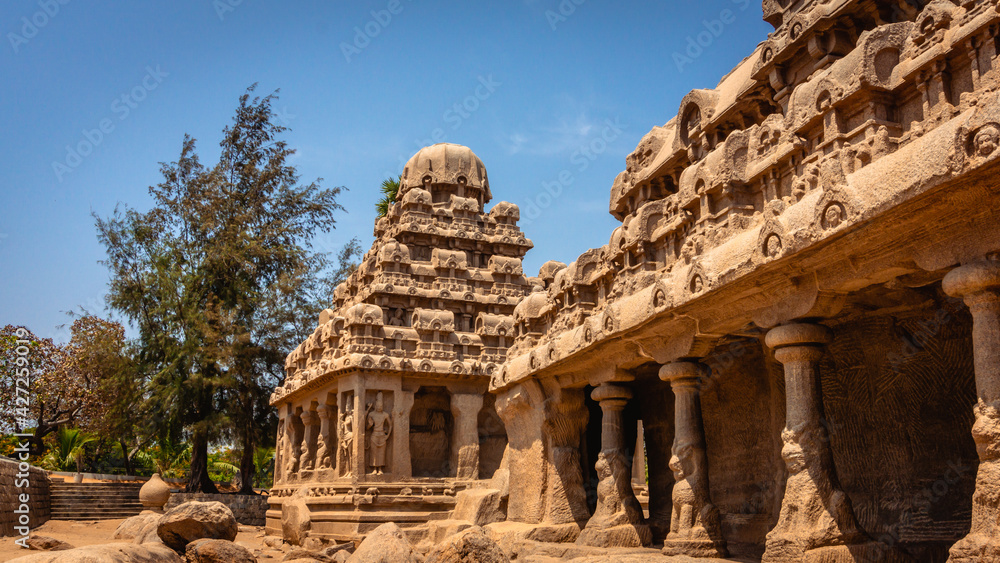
591;382;633;407
764;322;831;349
658;360;709;391
300;410;318;426
317;405;331;419
944;260;1000;305
449;392;485;414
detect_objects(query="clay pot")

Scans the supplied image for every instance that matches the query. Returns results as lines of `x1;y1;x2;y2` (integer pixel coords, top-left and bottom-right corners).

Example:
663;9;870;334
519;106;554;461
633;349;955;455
140;473;172;512
73;473;83;484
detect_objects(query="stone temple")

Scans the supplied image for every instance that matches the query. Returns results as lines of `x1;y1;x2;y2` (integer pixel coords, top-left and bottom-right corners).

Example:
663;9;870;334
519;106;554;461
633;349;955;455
269;143;533;539
271;1;1000;561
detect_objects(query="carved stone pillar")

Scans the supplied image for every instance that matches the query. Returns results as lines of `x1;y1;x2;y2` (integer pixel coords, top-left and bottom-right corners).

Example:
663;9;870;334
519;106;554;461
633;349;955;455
275;415;286;484
659;361;727;558
762;323;864;562
316;405;332;470
450;393;484;480
300;409;319;473
944;260;1000;562
541;386;591;532
495;381;547;524
285;411;302;478
392;390;415;481
577;383;650;548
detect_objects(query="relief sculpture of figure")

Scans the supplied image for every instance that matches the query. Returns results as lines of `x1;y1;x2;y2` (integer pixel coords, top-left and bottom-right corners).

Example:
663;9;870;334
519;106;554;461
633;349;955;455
340;403;354;476
366;392;393;475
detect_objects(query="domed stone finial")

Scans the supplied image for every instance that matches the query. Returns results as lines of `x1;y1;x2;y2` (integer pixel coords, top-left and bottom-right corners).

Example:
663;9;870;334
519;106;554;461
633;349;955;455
400;143;491;205
139;473;172;513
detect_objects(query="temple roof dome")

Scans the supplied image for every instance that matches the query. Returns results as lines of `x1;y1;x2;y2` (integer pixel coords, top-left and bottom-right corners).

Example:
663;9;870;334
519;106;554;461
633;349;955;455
400;143;492;204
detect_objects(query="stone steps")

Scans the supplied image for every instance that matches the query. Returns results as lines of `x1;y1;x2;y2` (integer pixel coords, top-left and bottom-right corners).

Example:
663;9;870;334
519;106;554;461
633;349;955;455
49;482;146;520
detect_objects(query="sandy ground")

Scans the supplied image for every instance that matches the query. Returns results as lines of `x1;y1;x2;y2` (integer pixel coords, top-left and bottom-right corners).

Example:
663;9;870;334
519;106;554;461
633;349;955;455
0;519;276;562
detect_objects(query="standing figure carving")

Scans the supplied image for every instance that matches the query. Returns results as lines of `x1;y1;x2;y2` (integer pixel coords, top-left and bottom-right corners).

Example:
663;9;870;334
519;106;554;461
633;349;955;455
366;392;393;475
340;403;354;476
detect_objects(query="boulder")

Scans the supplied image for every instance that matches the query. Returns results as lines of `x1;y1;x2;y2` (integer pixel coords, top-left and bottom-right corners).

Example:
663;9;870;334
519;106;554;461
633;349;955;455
114;512;162;541
281;487;312;546
425;526;509;563
7;543;184;562
185;538;258;563
157;501;238;552
25;536;73;551
135;517;163;545
347;523;418;563
452;488;506;526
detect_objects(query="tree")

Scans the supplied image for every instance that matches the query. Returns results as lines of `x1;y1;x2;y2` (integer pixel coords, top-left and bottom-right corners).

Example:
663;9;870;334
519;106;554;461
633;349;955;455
96;85;348;493
0;326;85;455
375;175;401;217
61;316;149;475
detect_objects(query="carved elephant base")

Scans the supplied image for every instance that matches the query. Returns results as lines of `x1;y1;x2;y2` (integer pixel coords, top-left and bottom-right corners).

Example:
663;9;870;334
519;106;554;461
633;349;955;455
662;537;728;559
576;522;651;548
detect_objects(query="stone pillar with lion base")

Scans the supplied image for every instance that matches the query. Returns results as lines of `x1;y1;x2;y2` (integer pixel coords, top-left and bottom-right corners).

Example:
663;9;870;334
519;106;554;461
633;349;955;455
763;322;910;562
943;260;1000;563
659;361;727;558
450;393;484;480
577;383;650;547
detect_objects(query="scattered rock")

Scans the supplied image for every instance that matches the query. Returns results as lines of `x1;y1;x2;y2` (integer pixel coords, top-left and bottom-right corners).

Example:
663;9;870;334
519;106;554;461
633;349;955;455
114;512;162;541
347;522;419;563
425;526;508;563
263;536;285;549
25;536;74;551
302;536;327;551
157;501;239;552
6;543;184;562
281;487;312;546
185;538;258;562
323;543;354;557
284;549;333;562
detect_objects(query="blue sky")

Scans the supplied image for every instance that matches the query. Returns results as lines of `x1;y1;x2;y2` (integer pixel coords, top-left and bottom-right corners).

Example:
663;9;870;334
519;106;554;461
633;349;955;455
0;0;771;342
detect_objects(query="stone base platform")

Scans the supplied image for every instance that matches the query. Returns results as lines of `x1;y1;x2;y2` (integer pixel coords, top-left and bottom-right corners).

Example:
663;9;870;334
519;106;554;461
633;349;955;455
266;480;470;543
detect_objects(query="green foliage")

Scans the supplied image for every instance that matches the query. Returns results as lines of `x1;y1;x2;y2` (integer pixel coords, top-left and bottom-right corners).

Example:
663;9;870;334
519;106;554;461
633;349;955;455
40;428;96;472
253;446;275;488
375;175;401;217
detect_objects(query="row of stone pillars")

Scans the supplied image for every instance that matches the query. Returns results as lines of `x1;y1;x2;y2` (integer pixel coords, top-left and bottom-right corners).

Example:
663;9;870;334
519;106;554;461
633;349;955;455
275;389;487;484
277;404;336;483
573;258;1000;561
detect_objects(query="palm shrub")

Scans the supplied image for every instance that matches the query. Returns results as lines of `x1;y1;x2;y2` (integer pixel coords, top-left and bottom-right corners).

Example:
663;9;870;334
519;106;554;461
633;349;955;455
375;175;401;217
41;428;97;472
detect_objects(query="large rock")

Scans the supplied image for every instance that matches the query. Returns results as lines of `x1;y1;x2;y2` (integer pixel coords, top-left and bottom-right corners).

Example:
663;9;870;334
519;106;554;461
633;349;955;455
114;512;162;541
25;536;73;551
185;538;257;562
7;543;184;562
347;522;418;563
425;526;508;563
157;501;238;552
281;488;312;546
452;488;506;526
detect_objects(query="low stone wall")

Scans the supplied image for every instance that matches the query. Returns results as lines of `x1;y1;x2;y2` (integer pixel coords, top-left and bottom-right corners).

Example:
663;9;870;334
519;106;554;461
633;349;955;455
0;457;50;537
166;492;269;526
